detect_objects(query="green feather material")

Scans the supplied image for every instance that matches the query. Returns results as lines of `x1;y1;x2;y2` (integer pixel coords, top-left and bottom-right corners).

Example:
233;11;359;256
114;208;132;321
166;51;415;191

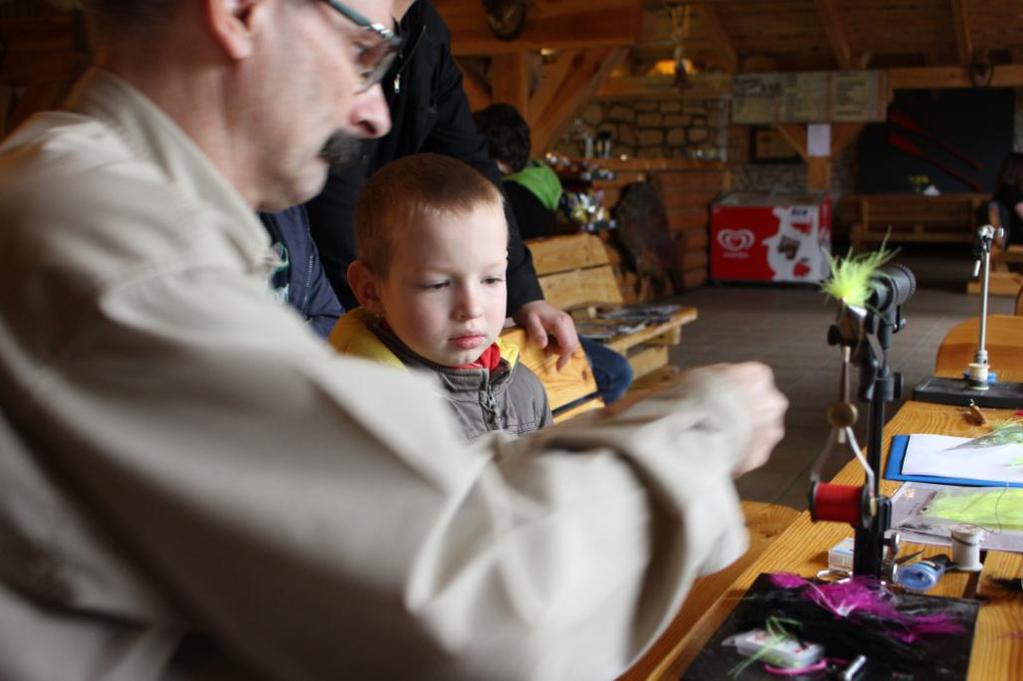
821;246;897;308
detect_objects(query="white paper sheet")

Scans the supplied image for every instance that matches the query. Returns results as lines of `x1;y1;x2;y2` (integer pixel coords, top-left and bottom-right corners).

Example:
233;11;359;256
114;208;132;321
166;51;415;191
902;433;1023;484
807;123;831;157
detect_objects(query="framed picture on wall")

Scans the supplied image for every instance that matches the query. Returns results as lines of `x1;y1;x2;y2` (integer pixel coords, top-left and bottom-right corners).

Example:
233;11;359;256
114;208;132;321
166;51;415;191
750;126;802;164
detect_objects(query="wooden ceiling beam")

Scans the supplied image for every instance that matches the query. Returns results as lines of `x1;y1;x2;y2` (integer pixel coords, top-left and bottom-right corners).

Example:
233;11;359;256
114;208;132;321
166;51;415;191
531;47;626;155
434;0;643;56
831;123;865;156
455;58;492;112
598;72;732;100
774;124;808;160
693;4;738;74
490;53;531;117
951;0;973;65
528;50;582;124
814;0;853;69
889;64;1023;88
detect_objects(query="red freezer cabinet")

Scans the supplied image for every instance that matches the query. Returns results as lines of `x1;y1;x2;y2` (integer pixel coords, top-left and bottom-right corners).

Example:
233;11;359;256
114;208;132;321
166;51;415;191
710;193;831;283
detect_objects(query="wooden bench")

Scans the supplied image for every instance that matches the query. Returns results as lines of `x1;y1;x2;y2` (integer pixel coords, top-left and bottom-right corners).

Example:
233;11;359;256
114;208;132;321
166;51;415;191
501;327;604;423
848;193;987;249
525;233;698;387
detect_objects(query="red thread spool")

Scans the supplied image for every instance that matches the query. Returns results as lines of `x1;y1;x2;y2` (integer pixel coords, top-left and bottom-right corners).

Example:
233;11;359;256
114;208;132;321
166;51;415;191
811;483;863;525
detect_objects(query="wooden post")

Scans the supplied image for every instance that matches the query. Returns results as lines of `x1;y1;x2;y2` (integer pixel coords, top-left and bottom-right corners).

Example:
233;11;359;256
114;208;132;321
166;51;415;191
490;52;530;119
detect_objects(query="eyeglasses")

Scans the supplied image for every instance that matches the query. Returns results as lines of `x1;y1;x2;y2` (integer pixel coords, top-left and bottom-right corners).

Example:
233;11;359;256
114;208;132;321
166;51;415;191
321;0;402;92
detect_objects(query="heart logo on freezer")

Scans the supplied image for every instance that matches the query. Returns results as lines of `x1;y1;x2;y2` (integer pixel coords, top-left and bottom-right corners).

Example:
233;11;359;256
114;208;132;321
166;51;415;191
717;229;755;252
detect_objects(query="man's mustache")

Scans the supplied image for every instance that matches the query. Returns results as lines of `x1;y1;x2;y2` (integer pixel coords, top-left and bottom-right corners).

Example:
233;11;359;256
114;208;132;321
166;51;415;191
320;130;361;168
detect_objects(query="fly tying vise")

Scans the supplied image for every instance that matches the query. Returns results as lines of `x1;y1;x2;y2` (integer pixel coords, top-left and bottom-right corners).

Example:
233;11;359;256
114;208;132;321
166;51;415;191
808;250;916;578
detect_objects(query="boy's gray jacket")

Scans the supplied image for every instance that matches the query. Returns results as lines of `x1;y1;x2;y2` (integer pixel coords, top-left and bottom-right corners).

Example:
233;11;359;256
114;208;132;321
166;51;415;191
0;69;753;681
329;308;553;441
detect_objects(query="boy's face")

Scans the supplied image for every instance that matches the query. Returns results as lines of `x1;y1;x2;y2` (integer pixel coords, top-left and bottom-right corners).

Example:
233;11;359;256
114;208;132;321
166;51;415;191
376;202;509;366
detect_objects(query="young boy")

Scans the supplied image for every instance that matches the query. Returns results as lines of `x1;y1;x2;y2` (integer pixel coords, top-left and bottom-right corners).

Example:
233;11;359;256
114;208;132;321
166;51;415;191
330;153;552;440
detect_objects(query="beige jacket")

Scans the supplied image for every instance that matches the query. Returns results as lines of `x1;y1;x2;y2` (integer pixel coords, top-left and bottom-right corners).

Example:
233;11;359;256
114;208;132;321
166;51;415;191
0;69;752;681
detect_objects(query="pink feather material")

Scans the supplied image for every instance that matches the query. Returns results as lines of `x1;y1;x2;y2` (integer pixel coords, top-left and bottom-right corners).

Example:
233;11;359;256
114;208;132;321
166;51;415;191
768;573;965;643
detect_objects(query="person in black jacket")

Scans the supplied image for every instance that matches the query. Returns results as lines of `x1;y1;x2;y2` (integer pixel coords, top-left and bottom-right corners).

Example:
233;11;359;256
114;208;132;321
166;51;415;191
306;0;579;367
473;103;635;404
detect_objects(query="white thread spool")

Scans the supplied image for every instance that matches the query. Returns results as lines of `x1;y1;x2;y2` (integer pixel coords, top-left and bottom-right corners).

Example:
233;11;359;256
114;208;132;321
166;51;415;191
967;362;989;389
950;525;984;572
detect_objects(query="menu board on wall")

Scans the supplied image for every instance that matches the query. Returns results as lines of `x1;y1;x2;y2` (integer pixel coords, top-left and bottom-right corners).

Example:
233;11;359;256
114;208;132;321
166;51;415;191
831;71;886;121
732;74;781;124
780;72;828;121
732;71;887;124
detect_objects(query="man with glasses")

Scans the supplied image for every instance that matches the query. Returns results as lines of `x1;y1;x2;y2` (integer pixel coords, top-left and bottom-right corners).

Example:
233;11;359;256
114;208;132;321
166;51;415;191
0;1;786;680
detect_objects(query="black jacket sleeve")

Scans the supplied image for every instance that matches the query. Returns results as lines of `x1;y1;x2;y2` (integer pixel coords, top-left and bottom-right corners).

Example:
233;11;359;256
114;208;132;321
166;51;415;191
415;1;542;312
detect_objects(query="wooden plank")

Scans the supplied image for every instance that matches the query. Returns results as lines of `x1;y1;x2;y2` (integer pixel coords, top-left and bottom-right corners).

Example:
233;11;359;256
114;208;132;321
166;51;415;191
501;327;600;412
814;0;852;69
933;315;1023;377
598;72;732;101
775;123;808;160
526;233;610;274
539;265;623;309
970;550;1023;680
553;397;604;423
531;47;625;154
677;226;709;249
435;0;643;56
527;50;579;135
659;190;721;212
604;307;698;354
626;364;679;394
807;156;830;191
694;4;738;74
678;248;708;272
830;122;864;155
666;210;710;233
951;0;974;66
490;52;530;119
889;64;1023;89
455;58;491;112
657;171;729;190
681;267;707;289
626;344;669;378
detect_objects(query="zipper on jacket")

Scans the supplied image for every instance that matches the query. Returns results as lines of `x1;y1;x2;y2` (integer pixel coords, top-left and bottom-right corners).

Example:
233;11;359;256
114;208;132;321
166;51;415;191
392;24;426;95
483;387;500;431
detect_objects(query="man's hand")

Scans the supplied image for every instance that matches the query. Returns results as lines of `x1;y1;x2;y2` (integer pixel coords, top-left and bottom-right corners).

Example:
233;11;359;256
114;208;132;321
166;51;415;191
513;299;580;370
712;362;788;477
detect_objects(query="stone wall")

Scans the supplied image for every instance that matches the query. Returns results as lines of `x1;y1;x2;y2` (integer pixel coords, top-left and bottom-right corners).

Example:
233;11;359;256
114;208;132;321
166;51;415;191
726;125;858;200
552;98;729;161
553;99;859;199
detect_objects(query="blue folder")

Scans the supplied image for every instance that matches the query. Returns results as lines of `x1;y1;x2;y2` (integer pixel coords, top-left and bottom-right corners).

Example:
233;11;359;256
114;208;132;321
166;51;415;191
885;434;1023;488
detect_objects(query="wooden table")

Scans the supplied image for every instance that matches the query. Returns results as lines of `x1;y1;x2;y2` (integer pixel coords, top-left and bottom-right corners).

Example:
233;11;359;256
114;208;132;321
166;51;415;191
637;398;1023;680
934;315;1023;378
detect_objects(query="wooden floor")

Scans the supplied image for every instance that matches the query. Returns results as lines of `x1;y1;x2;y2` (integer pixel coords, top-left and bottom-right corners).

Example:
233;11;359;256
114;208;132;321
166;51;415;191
668;245;1016;510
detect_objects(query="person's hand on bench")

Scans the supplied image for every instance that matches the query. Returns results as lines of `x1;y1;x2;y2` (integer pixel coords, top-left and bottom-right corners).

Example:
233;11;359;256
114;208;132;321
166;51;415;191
514;299;580;370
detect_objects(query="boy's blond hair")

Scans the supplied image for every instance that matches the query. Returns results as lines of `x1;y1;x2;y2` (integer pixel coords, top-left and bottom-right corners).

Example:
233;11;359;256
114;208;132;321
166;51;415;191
354;153;505;278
